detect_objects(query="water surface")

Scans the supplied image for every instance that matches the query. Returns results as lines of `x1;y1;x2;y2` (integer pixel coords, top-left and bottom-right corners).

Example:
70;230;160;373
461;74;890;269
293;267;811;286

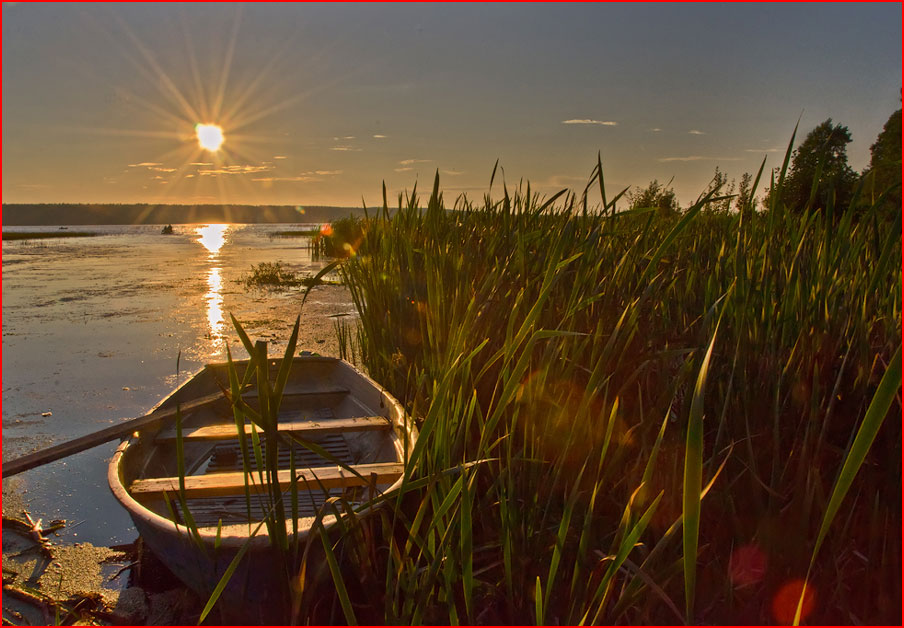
2;224;350;545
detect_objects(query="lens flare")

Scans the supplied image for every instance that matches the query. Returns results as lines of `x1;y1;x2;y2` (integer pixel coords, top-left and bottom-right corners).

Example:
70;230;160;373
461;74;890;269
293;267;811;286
772;579;816;624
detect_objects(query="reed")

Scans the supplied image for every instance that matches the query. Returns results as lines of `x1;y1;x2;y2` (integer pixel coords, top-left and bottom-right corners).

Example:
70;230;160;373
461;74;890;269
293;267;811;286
321;145;901;624
180;130;899;623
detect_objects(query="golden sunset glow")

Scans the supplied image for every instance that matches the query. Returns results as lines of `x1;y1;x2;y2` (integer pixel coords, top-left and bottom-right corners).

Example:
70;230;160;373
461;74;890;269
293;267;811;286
196;223;228;253
196;224;229;348
195;123;225;152
206;266;225;341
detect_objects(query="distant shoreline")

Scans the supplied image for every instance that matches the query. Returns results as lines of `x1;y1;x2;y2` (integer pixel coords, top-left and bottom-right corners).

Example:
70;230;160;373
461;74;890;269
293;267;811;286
1;231;102;241
1;203;374;226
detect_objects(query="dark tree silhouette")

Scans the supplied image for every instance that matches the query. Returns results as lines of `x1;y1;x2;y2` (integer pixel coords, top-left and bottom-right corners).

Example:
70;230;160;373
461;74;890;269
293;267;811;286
777;119;858;212
627;179;680;217
698;167;736;213
863;108;901;215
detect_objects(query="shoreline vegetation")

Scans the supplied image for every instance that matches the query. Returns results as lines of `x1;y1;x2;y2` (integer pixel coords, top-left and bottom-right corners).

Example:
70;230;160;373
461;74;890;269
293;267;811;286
241;260;340;290
180;138;899;623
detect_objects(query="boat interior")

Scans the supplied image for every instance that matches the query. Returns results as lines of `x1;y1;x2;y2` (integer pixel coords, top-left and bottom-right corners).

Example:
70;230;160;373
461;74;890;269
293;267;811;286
118;357;412;530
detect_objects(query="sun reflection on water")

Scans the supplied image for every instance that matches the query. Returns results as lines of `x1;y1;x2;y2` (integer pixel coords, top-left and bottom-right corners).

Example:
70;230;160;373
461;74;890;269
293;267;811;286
196;224;231;348
207;266;225;340
197;224;228;254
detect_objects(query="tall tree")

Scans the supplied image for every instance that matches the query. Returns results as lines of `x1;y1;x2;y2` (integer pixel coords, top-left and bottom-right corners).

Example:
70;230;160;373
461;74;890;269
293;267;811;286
735;172;756;214
862;108;901;214
776;119;858;212
698;167;736;213
627;179;680;217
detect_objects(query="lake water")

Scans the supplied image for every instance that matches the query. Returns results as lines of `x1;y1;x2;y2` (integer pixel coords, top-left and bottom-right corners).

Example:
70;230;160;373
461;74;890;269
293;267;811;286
1;224;353;546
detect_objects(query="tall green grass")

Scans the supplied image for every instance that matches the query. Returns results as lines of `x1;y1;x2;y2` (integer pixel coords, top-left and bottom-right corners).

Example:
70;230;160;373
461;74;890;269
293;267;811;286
311;152;901;624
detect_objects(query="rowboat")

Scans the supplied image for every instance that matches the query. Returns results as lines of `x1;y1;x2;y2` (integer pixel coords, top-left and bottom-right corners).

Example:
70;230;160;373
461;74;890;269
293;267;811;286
107;353;416;620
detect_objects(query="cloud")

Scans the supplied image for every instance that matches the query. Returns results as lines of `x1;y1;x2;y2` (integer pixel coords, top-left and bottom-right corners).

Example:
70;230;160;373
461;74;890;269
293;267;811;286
373;134;387;139
252;176;318;183
399;159;431;165
199;164;276;176
442;170;464;176
658;156;742;162
648;128;662;132
190;162;213;166
395;167;414;172
252;169;342;183
273;155;288;160
330;146;363;152
128;162;161;167
149;166;176;172
562;119;618;126
332;136;356;141
185;174;195;178
744;148;783;153
688;130;706;135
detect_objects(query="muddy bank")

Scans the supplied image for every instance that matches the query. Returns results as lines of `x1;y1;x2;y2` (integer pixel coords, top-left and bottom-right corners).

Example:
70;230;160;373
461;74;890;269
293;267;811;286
2;512;204;625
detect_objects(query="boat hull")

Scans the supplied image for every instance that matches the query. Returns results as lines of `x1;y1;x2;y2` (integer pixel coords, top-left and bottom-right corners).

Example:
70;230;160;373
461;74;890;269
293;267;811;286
108;355;414;621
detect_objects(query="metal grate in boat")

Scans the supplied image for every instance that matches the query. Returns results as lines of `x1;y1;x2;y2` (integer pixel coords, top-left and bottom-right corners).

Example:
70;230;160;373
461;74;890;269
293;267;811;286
168;407;363;527
204;433;354;473
172;488;347;527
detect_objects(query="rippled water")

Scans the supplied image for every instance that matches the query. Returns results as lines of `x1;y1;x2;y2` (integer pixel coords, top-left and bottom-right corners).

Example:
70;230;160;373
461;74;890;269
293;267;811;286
2;224;344;545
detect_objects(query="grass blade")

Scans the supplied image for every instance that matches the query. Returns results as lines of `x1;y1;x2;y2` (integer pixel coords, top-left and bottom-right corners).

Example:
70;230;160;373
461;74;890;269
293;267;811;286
683;320;721;622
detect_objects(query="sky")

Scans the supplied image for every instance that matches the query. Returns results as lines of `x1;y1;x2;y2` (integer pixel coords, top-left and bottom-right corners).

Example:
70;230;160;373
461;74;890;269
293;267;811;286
2;2;901;209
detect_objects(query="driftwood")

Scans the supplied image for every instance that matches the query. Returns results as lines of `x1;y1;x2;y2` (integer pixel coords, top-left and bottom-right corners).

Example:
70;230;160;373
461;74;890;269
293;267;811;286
2;512;65;558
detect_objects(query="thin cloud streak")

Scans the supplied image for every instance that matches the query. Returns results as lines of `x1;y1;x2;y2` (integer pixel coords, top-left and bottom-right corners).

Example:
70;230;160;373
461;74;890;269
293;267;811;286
198;164;275;175
658;156;743;162
562;119;618;126
252;175;318;182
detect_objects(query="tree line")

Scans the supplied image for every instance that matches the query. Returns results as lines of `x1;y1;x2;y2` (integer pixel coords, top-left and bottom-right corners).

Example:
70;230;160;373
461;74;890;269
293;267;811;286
627;106;901;218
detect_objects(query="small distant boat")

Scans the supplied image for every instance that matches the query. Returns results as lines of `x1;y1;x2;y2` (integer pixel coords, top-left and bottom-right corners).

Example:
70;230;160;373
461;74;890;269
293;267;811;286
108;355;416;619
161;224;174;234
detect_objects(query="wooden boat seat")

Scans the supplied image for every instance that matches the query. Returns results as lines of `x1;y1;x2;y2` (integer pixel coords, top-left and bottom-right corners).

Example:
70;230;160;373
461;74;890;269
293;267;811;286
128;461;406;499
155;415;390;443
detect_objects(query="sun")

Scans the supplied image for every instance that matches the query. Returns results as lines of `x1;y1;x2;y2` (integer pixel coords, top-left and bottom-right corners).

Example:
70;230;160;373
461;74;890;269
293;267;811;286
195;123;225;152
